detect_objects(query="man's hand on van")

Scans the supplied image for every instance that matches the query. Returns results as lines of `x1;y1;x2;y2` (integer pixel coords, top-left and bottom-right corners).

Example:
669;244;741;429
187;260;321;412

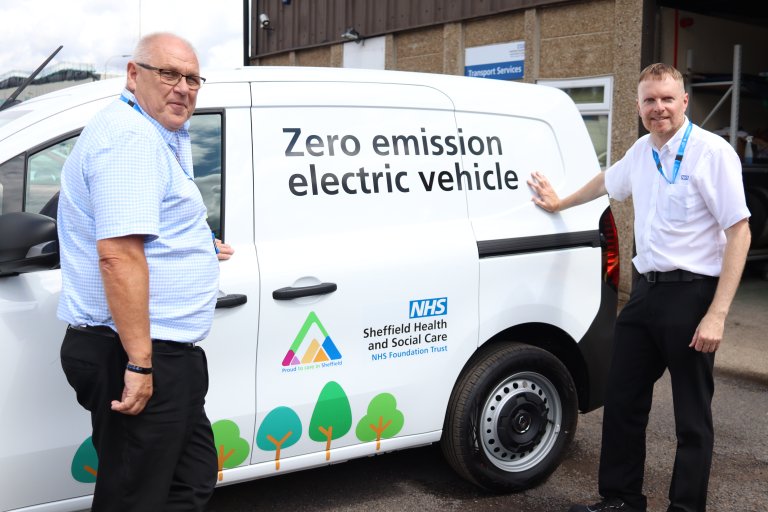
216;239;234;261
528;171;608;213
528;171;561;213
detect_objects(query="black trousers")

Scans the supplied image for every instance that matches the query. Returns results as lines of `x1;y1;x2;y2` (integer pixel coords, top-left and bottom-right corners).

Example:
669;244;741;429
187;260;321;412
598;276;718;512
60;326;217;511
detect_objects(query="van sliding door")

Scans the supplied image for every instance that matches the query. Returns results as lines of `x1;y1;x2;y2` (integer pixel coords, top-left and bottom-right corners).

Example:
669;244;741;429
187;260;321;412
248;80;479;470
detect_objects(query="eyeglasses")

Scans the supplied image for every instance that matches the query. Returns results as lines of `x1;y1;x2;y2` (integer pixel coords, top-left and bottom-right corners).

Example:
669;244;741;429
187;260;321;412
136;62;206;90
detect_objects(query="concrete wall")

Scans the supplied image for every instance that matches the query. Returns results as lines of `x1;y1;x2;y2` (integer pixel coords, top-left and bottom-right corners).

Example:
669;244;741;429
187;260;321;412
256;0;647;301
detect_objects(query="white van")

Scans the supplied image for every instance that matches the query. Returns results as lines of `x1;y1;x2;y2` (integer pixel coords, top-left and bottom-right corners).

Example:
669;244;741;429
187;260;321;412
0;67;619;511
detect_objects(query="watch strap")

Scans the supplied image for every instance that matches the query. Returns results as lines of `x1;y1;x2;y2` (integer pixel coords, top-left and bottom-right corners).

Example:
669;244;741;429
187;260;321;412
126;362;153;375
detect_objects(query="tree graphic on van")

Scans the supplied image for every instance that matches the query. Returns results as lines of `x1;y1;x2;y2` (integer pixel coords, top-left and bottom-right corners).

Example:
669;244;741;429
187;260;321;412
355;393;405;451
309;381;352;460
282;311;342;367
212;420;250;482
71;436;98;483
256;406;302;470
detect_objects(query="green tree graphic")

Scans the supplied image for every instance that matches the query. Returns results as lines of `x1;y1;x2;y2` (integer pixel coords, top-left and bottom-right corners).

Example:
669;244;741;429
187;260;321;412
355;393;405;451
71;436;98;483
309;381;352;460
212;420;251;482
256;406;302;470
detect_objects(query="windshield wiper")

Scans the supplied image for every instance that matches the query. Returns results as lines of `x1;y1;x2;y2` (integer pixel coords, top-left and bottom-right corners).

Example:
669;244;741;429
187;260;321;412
0;45;63;111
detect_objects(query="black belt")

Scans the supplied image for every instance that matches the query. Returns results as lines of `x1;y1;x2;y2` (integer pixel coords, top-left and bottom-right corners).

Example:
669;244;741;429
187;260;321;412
643;270;715;283
67;324;197;348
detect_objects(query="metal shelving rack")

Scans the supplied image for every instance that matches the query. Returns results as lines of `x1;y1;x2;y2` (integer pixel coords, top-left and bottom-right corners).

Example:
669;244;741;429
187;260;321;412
686;43;742;151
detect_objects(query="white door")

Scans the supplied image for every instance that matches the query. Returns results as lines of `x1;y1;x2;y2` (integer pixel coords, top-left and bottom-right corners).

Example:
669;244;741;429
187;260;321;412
248;81;479;473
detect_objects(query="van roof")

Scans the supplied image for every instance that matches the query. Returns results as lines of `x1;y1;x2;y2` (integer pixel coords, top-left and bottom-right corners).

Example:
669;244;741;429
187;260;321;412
0;66;573;143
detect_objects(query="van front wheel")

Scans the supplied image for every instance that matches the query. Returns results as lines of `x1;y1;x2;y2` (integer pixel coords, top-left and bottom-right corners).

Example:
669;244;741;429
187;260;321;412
441;342;578;493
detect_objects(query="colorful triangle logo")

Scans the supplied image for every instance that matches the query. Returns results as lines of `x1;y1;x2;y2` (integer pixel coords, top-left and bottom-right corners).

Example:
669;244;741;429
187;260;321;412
282;311;342;367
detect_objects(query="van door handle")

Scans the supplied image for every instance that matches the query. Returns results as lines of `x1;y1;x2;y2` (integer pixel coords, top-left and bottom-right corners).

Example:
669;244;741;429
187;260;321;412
272;282;337;300
216;293;248;309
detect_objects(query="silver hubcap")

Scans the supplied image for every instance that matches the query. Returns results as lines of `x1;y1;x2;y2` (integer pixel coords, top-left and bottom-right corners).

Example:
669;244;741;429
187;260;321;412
480;371;562;472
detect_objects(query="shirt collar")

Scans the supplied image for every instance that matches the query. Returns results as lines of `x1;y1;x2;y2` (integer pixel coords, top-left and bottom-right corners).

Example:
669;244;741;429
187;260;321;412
650;116;691;154
120;89;190;145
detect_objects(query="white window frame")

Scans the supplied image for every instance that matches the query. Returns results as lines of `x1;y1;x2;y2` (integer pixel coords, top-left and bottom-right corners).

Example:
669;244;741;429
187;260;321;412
538;76;613;168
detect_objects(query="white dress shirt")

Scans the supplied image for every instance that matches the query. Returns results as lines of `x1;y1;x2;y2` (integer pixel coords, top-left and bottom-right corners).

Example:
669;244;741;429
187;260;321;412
605;117;750;276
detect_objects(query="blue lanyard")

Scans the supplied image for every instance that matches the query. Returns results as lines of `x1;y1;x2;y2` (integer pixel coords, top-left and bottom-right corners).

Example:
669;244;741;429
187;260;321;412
651;122;693;184
119;94;143;113
119;93;212;249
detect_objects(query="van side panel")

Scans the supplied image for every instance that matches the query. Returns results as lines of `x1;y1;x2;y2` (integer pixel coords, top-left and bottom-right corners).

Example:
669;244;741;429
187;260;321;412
452;86;610;347
477;248;602;343
248;81;479;467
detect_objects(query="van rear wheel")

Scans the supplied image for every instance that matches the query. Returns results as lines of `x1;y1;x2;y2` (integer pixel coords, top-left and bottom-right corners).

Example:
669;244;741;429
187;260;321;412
441;342;578;493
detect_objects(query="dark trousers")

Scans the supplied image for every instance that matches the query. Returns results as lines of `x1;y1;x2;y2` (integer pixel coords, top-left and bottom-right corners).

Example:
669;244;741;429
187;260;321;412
60;327;217;511
598;276;718;512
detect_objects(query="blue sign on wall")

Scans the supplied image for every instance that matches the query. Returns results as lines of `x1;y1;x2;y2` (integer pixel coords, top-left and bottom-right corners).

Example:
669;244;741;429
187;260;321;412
465;41;525;81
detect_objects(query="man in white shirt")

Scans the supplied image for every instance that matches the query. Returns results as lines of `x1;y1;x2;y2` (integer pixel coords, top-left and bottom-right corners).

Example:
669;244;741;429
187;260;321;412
528;63;751;512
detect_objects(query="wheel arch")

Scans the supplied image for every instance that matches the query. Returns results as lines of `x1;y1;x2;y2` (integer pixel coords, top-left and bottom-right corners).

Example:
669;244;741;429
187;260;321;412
475;323;591;413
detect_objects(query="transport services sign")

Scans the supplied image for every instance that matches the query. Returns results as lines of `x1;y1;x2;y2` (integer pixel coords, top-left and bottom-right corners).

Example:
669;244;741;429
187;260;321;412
464;41;525;81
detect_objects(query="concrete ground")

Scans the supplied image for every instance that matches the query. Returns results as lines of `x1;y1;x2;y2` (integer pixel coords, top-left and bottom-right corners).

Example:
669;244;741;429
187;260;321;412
716;262;768;384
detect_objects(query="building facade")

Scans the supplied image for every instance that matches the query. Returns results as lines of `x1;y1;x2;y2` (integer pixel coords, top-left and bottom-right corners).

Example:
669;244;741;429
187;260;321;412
248;0;768;299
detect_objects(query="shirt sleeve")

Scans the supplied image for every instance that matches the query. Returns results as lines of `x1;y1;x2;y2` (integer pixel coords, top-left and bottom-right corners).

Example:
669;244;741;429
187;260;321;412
604;151;633;201
696;143;751;230
87;123;168;241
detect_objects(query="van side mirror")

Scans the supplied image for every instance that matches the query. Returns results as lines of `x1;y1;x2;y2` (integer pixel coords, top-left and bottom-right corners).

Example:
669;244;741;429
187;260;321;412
0;212;59;277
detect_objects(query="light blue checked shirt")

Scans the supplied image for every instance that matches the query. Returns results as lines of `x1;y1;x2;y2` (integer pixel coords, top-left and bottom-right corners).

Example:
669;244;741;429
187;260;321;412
57;89;219;343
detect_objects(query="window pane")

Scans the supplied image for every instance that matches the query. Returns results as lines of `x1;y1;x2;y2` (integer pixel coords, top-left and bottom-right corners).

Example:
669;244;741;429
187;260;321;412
0;154;24;214
538;77;612;168
561;86;605;104
582;114;609;168
26;137;77;214
189;113;223;238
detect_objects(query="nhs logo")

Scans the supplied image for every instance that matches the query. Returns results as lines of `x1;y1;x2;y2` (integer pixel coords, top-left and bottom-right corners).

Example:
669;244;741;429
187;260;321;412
409;297;448;319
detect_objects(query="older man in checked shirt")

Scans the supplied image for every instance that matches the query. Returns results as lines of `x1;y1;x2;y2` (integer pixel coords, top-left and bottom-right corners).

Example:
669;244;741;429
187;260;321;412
57;32;227;511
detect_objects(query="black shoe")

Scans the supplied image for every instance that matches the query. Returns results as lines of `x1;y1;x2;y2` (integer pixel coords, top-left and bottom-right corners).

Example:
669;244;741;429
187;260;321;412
568;497;640;512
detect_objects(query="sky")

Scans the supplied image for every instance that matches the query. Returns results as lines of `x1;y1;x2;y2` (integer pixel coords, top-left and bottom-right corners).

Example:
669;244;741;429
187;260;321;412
0;0;246;77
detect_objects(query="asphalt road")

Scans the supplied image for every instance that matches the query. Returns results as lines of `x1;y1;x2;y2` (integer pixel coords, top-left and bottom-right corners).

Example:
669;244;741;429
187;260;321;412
207;268;768;512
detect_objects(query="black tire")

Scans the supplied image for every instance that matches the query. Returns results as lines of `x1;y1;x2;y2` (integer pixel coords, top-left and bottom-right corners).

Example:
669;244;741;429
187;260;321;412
441;342;578;493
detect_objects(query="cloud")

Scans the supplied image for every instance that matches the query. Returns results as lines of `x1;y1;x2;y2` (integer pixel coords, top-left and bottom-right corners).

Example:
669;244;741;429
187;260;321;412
0;0;243;76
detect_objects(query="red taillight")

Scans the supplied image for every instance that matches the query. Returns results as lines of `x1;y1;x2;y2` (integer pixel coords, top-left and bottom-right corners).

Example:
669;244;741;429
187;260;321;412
599;207;620;291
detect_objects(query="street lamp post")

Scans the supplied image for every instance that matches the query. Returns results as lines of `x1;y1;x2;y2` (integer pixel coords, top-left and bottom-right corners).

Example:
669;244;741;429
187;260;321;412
104;54;131;79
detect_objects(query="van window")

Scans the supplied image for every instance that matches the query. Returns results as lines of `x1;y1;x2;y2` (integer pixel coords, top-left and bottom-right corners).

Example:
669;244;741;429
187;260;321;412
0;111;223;235
189;112;223;238
26;136;78;214
0;154;23;214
